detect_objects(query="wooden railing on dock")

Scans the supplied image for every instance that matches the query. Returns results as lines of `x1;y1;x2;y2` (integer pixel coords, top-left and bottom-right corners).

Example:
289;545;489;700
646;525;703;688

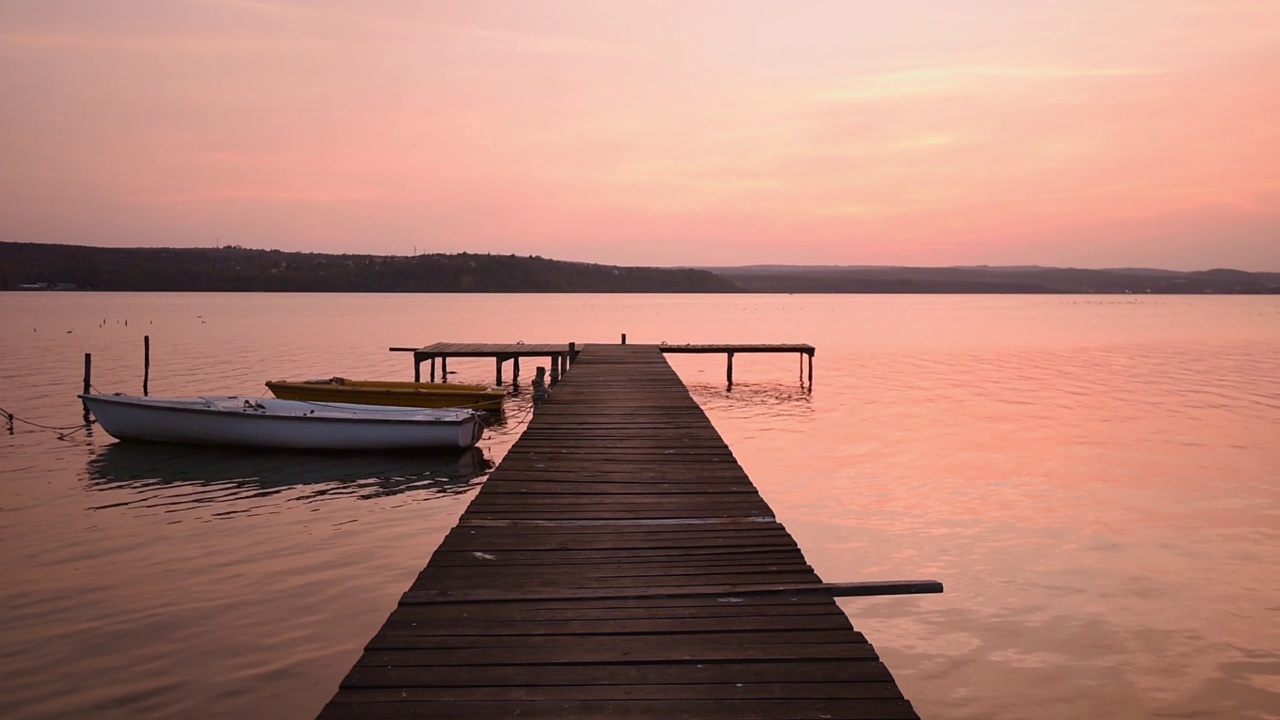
318;344;933;719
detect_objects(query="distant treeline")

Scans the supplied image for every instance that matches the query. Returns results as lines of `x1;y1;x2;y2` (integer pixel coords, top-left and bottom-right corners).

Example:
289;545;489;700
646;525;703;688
0;243;741;292
705;265;1280;294
2;241;1277;294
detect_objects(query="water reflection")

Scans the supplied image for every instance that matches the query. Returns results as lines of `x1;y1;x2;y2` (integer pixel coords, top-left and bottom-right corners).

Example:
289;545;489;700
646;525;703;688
84;443;492;512
686;381;814;417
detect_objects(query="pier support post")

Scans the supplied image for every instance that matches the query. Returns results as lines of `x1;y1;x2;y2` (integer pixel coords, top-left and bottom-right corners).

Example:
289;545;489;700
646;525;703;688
143;335;150;396
808;351;814;386
512;356;520;382
414;354;422;383
82;353;92;423
550;356;560;384
495;357;503;386
568;342;577;365
430;357;437;383
441;357;448;382
621;333;627;345
726;351;734;386
532;366;548;403
559;353;568;377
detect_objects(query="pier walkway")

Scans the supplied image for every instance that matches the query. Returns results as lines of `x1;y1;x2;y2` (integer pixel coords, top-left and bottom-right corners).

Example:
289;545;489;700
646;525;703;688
319;344;927;719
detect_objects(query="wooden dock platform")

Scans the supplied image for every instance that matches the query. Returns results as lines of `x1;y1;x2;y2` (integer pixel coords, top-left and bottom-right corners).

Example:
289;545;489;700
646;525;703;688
319;344;929;719
657;343;815;385
390;341;814;385
390;343;575;384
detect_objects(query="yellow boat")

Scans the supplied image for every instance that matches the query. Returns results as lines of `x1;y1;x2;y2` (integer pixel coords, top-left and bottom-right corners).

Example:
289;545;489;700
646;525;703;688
266;377;506;411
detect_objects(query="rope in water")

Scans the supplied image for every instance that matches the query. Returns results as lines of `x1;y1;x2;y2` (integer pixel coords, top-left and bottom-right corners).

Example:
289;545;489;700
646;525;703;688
0;404;95;440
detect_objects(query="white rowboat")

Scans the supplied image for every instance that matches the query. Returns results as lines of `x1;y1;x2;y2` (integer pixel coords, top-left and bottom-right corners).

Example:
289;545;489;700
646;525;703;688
80;394;485;450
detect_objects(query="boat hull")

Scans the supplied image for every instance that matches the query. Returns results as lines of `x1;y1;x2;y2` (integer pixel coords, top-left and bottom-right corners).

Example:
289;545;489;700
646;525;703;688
266;379;506;411
81;394;484;450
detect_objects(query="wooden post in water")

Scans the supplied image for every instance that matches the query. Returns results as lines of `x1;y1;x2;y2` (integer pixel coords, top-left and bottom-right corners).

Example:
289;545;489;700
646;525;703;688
549;356;560;384
621;333;627;345
512;356;520;383
532;366;548;403
429;357;437;383
568;342;577;365
82;352;92;422
414;353;423;383
440;357;449;382
726;351;735;386
143;335;150;397
808;350;814;386
495;357;503;386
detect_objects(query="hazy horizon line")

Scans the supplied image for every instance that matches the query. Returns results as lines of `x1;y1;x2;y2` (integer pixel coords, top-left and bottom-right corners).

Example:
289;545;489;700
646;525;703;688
4;239;1279;276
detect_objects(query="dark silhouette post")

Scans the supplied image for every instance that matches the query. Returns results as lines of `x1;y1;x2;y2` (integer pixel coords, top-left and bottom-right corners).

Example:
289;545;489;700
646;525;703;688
532;366;548;403
82;353;92;423
143;335;150;396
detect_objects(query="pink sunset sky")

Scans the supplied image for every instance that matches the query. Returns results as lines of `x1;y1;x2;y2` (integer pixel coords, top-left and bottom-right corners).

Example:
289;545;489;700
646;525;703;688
1;1;1277;270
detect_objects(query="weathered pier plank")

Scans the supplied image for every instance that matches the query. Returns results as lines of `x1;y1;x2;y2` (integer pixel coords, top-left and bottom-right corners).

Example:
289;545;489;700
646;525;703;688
318;344;923;720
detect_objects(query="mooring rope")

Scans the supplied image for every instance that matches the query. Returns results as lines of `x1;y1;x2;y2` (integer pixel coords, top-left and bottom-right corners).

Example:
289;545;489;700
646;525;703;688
481;401;536;437
0;404;96;442
0;405;90;432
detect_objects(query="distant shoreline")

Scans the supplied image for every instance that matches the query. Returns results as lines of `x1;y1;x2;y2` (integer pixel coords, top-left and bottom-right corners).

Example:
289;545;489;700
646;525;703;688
5;288;1280;295
2;241;1277;294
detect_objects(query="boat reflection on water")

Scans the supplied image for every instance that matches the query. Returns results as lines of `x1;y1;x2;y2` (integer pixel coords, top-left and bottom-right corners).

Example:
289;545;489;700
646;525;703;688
84;442;493;511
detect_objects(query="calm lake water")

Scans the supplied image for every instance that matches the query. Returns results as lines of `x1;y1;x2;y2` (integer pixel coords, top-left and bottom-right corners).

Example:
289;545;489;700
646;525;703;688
0;293;1277;719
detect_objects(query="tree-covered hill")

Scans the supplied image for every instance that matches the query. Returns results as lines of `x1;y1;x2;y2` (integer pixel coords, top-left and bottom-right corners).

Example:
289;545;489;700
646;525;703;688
4;242;1276;294
0;242;743;292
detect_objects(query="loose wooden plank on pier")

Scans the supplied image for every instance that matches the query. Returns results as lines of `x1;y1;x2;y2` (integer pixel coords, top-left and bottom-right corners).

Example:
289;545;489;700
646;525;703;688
317;344;922;720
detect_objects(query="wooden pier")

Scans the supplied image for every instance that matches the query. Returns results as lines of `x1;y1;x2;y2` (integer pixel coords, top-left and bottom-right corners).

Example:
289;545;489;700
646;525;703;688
390;341;815;386
658;343;814;385
319;344;934;719
390;343;575;384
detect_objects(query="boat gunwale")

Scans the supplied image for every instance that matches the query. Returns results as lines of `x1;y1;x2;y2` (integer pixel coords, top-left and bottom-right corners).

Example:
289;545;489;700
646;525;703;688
266;380;505;396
